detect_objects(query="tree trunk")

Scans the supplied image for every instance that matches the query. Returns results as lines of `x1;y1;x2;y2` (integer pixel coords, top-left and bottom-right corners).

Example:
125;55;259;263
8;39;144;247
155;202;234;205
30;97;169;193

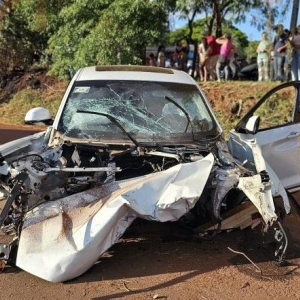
290;0;299;31
187;10;198;78
212;0;222;37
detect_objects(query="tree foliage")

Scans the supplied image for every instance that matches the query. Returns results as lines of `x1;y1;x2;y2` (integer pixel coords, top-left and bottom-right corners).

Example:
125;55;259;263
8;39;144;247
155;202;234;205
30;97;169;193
0;0;294;78
16;0;73;39
0;2;47;73
48;0;171;78
174;0;286;37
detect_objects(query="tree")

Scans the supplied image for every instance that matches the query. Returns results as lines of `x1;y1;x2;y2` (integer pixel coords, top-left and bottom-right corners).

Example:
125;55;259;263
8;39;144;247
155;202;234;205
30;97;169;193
16;0;71;33
173;0;290;38
0;1;47;74
0;0;74;75
244;40;259;61
172;0;274;75
46;0;172;78
290;0;299;30
0;0;293;79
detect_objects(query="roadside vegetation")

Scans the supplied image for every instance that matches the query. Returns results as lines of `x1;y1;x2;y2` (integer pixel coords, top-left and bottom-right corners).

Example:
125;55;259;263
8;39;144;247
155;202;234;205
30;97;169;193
0;79;67;125
0;75;280;138
0;1;293;134
0;1;293;79
200;81;280;135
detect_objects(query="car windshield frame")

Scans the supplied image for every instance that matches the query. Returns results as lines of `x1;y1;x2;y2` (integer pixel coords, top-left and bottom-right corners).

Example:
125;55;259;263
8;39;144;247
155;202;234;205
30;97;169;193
57;79;221;144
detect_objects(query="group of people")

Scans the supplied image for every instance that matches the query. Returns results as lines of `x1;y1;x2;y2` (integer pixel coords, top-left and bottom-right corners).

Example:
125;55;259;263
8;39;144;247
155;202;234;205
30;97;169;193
147;24;300;84
198;32;238;82
257;24;300;82
147;41;190;71
147;35;237;81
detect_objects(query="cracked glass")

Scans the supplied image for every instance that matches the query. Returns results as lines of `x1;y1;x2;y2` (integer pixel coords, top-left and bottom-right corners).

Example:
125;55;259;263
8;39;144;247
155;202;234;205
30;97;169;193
57;80;220;143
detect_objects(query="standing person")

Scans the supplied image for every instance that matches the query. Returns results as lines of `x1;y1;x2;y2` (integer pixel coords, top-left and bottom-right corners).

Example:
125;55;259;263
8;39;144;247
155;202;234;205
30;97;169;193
172;40;188;71
198;37;209;81
283;29;292;81
256;32;270;81
228;50;239;80
157;45;166;67
203;32;220;80
179;46;188;72
215;33;235;82
289;25;300;81
272;24;288;82
204;32;220;56
171;41;182;69
148;53;157;66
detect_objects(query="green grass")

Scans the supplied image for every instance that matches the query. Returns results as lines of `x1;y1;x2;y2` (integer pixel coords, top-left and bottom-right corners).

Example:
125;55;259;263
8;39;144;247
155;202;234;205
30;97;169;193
0;87;63;125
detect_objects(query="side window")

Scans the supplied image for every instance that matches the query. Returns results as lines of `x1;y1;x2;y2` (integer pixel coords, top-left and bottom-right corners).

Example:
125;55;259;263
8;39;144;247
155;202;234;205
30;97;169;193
254;86;295;130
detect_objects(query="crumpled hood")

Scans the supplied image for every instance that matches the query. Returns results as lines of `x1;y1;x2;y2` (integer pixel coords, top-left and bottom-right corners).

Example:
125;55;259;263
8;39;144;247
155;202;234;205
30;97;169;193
17;153;215;282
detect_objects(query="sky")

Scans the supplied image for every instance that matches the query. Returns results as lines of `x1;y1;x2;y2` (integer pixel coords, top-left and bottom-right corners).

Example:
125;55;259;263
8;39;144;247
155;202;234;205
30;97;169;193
173;2;298;41
236;5;294;41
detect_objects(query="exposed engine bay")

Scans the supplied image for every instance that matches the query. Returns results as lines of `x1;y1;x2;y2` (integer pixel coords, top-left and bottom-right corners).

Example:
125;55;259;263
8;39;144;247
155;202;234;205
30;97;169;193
1;134;209;209
0;129;289;282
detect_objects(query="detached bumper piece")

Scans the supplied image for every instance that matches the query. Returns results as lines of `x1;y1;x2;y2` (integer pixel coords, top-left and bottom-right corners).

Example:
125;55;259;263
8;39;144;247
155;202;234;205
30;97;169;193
271;221;288;263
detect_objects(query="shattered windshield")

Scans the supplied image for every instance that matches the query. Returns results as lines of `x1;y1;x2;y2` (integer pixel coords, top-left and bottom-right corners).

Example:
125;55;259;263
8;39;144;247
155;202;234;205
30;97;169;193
57;80;220;143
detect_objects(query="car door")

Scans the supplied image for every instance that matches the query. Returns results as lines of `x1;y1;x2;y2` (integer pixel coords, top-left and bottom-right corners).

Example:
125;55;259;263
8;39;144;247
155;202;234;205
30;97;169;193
228;81;300;191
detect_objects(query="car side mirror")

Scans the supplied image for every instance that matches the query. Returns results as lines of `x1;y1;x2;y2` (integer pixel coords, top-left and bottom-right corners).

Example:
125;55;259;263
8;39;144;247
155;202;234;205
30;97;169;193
24;107;53;125
245;115;260;134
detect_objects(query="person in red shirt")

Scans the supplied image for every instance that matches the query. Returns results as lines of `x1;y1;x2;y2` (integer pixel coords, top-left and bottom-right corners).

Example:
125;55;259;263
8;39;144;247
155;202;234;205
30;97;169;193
203;32;221;80
206;34;221;56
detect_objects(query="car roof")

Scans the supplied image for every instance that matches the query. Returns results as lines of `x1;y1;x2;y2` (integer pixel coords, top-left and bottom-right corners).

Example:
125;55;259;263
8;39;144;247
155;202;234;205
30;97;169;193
74;65;196;84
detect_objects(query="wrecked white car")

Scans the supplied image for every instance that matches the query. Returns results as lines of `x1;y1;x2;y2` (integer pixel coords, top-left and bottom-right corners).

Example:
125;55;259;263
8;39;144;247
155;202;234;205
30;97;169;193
0;66;296;282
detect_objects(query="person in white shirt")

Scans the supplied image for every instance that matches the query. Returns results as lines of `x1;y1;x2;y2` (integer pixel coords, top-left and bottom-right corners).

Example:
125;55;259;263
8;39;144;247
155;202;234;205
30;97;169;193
157;45;166;67
256;32;270;81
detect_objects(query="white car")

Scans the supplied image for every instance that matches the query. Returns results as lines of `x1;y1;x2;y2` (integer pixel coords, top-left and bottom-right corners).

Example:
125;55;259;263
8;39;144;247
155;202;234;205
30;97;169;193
0;66;295;282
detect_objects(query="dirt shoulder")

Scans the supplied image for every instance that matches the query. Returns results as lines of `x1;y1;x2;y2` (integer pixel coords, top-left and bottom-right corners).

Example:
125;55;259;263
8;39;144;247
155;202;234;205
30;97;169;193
0;126;300;300
0;209;299;300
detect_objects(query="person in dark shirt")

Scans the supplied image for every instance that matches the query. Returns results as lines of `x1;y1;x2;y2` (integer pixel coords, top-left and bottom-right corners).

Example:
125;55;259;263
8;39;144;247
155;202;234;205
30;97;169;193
172;40;189;71
148;53;157;66
272;24;289;81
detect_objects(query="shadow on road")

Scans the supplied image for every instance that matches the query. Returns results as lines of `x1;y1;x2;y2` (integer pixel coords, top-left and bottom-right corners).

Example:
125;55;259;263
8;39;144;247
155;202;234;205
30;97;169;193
68;209;300;290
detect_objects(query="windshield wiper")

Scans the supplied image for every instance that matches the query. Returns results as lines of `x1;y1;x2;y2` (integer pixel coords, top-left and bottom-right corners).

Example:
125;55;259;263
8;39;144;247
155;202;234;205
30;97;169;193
164;96;194;139
76;110;139;147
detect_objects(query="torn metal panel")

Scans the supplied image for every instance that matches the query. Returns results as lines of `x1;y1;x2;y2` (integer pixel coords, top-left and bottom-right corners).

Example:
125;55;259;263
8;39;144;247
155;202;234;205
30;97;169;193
228;134;291;215
17;154;214;283
265;161;291;214
238;174;277;226
237;138;277;225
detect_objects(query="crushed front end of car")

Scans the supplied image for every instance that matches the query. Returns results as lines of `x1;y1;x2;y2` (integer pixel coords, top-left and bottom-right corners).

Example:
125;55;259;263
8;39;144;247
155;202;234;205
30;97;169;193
0;66;290;282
